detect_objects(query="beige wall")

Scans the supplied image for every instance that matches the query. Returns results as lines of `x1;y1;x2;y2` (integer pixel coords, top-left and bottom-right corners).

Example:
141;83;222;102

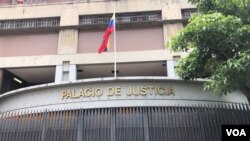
116;27;164;52
0;0;162;22
0;0;193;68
78;30;102;53
0;50;187;68
58;29;78;54
163;23;183;42
79;27;164;53
0;33;58;57
0;0;11;5
0;0;194;23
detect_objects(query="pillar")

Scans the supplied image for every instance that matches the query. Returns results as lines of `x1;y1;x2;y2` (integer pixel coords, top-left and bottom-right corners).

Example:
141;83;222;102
55;61;76;83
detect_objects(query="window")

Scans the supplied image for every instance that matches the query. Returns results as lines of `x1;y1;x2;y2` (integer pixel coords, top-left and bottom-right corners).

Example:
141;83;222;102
181;9;196;19
0;17;60;31
79;11;161;25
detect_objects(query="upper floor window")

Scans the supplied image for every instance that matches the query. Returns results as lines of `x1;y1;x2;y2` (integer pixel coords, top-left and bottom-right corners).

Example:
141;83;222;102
0;17;60;31
1;0;120;5
79;11;162;26
14;0;47;4
181;9;196;19
116;11;161;23
80;15;110;25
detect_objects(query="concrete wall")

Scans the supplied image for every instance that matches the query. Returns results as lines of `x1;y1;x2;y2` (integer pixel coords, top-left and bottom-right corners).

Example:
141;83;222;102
79;27;164;53
163;23;183;42
116;27;164;52
0;78;248;113
0;0;11;5
0;50;186;68
0;0;192;68
58;29;78;54
0;0;193;23
0;0;161;21
0;33;58;57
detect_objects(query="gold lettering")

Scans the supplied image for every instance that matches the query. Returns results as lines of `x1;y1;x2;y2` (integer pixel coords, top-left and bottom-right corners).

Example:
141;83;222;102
95;88;103;97
85;88;92;97
79;89;85;97
61;85;175;99
157;87;165;95
148;86;155;94
67;90;72;99
107;87;115;96
71;89;79;98
126;87;132;96
166;87;175;95
92;88;95;97
132;86;139;96
140;86;148;95
62;91;68;100
169;87;175;95
115;87;121;96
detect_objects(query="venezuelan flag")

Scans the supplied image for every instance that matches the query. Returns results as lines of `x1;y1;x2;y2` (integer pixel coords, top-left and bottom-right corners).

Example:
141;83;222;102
98;14;115;54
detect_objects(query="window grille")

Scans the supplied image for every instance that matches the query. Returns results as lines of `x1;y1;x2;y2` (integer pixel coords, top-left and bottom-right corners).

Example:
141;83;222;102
79;11;161;25
181;9;196;19
0;17;60;30
12;0;47;4
116;12;161;23
80;15;111;25
0;105;250;141
11;0;119;5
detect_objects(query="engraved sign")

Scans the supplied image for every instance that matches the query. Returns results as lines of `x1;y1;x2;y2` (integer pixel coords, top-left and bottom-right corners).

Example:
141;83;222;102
61;85;175;100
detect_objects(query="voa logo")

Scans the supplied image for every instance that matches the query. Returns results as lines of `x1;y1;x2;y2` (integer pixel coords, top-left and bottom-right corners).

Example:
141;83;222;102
226;129;246;136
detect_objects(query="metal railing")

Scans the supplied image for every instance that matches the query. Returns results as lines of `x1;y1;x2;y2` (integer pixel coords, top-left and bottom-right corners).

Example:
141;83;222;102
0;0;119;6
80;15;111;25
0;104;250;141
79;11;162;25
116;12;161;23
0;17;60;30
181;9;196;19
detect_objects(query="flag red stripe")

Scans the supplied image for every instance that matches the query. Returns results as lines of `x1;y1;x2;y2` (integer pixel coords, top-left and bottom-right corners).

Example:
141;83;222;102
98;27;114;54
98;14;115;54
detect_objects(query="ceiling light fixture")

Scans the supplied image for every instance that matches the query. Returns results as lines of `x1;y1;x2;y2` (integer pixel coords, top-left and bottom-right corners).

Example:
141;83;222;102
77;69;83;72
14;77;23;84
112;70;119;74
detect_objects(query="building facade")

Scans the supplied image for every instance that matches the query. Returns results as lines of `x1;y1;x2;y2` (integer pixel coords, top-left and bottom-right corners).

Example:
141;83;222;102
0;0;249;141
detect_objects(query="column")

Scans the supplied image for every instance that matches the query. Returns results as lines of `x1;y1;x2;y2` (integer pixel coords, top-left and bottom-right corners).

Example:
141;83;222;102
57;6;79;54
0;69;3;94
55;6;79;83
166;60;176;78
161;0;183;43
55;61;76;83
57;29;78;54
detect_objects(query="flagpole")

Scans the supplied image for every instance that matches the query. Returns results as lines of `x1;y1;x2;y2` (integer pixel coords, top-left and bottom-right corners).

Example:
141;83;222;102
114;12;117;78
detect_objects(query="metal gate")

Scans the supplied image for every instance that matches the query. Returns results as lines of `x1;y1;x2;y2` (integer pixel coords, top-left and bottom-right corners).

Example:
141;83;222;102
0;103;250;141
